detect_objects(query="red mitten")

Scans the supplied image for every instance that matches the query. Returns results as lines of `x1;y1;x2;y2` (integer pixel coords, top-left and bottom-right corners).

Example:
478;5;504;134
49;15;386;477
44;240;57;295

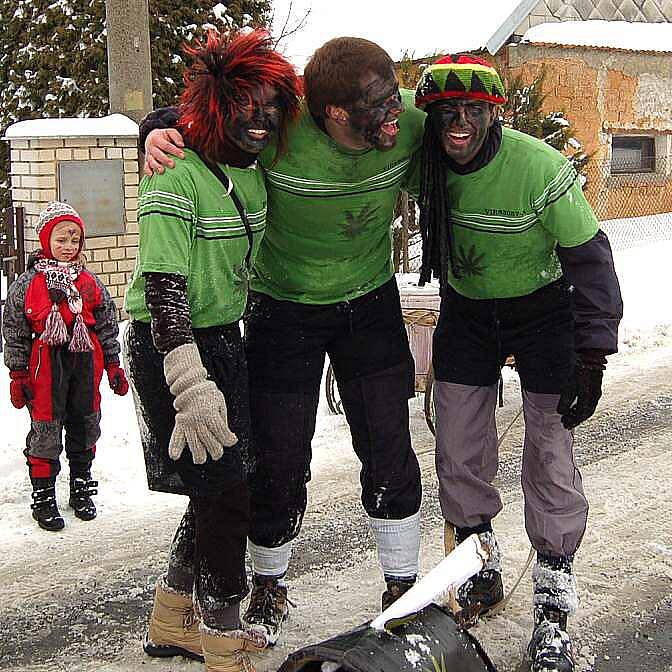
106;362;129;396
9;370;33;409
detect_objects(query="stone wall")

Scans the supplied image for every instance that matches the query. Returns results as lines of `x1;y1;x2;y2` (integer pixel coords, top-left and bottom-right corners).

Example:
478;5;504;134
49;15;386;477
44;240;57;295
7;135;139;316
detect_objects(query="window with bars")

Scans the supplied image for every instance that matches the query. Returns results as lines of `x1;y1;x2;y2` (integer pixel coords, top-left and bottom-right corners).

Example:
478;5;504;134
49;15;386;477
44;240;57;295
611;136;656;174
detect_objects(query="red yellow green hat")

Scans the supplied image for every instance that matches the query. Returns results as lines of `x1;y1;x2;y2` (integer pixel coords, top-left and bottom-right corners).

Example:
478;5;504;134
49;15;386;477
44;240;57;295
415;54;507;110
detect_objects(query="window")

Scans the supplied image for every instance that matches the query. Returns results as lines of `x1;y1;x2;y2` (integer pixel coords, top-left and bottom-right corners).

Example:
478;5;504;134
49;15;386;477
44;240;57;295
611;136;655;174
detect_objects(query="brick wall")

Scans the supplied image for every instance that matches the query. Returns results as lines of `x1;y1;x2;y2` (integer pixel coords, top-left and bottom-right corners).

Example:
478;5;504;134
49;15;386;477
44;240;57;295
7;135;139;316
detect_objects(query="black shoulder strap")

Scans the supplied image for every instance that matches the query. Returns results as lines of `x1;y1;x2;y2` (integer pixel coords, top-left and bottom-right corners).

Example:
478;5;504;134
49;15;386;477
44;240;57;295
194;150;255;270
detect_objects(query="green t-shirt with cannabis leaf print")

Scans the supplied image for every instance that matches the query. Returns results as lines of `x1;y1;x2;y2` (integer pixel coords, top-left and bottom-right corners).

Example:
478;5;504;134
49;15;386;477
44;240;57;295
252;89;425;304
440;126;598;299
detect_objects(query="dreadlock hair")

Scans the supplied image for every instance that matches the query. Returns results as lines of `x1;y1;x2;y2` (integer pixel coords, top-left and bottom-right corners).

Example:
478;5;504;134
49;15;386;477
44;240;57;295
418;110;460;287
178;29;302;165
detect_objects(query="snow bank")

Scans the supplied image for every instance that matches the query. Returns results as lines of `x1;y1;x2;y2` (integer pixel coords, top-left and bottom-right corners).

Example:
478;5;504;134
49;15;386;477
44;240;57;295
3;114;138;140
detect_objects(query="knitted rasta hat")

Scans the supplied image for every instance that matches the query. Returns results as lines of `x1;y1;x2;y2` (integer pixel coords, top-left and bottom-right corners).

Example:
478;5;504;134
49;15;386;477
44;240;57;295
415;54;507;110
36;201;85;257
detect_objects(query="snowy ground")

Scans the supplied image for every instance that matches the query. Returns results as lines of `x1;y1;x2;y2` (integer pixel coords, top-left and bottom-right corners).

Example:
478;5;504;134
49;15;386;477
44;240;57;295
1;241;671;671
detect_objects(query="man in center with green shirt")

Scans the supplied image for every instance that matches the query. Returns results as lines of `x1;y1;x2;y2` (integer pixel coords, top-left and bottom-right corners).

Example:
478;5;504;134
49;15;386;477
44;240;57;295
141;37;426;645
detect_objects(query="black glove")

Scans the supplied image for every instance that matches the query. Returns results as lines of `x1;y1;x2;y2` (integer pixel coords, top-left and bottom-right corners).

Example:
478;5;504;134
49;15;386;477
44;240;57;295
557;350;607;430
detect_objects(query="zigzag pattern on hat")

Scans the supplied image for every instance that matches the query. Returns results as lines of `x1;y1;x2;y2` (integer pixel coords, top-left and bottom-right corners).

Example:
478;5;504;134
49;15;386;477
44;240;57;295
415;54;507;110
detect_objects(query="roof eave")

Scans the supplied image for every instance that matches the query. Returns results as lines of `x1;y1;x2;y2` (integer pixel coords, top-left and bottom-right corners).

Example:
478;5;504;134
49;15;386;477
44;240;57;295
485;0;539;54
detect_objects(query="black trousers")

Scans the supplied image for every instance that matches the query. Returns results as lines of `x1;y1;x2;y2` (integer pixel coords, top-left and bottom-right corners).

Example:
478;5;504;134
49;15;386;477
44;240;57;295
244;278;422;548
124;321;251;610
433;278;575;393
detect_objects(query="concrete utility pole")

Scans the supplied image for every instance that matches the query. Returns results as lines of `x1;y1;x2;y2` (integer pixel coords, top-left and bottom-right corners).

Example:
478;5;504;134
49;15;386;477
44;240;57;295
105;0;153;122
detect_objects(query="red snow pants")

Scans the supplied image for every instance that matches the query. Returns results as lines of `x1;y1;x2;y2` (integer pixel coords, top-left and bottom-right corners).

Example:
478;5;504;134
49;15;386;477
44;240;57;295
25;334;104;479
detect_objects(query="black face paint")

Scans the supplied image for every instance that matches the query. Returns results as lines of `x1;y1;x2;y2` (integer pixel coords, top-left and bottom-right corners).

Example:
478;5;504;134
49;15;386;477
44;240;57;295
429;99;495;165
347;69;403;151
225;84;282;155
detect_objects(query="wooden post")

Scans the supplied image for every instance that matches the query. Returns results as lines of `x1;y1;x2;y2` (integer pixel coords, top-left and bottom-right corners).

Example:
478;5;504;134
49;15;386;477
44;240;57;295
15;206;25;275
1;206;19;352
400;191;410;273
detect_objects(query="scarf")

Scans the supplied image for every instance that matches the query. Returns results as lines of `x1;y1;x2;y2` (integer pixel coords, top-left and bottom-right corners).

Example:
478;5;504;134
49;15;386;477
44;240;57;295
34;257;93;352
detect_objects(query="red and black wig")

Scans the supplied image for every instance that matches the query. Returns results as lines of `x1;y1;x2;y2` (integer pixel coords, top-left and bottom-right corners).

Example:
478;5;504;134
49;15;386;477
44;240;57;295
178;29;302;164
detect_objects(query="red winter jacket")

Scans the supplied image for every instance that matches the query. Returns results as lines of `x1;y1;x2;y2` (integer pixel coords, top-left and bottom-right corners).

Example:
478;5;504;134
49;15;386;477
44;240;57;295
2;253;121;372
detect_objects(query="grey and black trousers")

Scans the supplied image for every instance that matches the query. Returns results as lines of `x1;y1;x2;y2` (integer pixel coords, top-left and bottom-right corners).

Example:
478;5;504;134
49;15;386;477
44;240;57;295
433;279;588;559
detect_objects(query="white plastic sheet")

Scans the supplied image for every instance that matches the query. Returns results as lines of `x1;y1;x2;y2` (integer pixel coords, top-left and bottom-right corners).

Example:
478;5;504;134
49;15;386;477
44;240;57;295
370;533;488;631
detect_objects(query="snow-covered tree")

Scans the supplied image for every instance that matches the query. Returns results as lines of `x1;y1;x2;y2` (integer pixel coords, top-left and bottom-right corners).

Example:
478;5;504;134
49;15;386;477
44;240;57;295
150;1;272;107
0;0;271;221
503;70;588;173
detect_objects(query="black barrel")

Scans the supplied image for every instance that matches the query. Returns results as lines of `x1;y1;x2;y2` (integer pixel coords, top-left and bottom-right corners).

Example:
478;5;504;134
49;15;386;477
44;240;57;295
277;604;496;672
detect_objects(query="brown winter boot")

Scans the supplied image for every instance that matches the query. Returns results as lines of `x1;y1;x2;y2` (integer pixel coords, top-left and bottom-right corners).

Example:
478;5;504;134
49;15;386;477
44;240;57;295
143;578;203;661
201;625;267;672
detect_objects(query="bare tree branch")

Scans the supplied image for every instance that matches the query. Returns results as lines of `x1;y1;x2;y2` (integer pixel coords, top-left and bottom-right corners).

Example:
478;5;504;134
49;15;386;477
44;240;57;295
272;1;311;49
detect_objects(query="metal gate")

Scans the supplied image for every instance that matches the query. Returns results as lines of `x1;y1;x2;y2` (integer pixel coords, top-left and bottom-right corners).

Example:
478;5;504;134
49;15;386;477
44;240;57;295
0;206;25;352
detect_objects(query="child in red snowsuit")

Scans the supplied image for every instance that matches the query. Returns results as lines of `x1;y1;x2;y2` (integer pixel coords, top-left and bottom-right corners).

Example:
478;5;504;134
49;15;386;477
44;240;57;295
2;201;128;531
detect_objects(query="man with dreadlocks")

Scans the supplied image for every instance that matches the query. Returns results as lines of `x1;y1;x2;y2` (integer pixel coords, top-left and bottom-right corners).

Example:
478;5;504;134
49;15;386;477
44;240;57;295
413;55;623;672
140;36;425;645
123;30;301;672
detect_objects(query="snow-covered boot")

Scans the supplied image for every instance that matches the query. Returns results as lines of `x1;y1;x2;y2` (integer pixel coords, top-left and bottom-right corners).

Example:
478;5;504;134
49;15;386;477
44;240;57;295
242;576;289;646
527;555;578;672
455;530;504;621
143;578;203;661
30;477;65;532
68;472;98;521
201;624;267;672
527;606;575;671
381;576;416;611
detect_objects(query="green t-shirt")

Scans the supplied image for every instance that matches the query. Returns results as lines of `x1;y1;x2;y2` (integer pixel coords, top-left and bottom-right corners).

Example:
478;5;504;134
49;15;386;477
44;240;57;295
416;127;598;299
124;149;267;327
252;89;425;304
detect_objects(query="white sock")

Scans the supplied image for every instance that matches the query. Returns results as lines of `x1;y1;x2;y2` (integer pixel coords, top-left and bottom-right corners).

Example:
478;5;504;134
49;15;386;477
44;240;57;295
369;511;421;579
248;539;292;578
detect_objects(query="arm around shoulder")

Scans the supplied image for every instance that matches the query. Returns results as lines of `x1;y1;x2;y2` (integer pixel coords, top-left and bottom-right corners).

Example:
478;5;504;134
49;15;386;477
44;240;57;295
138;106;180;149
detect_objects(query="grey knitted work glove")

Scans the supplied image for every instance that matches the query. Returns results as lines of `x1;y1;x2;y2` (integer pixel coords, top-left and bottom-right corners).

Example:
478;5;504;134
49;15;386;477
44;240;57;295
163;343;238;464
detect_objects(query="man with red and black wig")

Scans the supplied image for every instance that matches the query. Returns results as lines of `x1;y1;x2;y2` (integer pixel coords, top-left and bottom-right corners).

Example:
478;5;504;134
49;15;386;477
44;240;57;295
123;29;301;672
141;36;426;645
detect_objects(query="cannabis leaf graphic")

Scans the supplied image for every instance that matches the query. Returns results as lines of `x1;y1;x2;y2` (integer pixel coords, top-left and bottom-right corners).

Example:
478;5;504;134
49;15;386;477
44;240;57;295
454;244;486;277
425;652;447;672
341;204;380;238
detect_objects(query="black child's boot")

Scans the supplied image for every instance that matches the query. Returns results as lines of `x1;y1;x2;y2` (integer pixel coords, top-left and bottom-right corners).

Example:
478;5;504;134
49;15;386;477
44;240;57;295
69;471;98;520
30;477;65;531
